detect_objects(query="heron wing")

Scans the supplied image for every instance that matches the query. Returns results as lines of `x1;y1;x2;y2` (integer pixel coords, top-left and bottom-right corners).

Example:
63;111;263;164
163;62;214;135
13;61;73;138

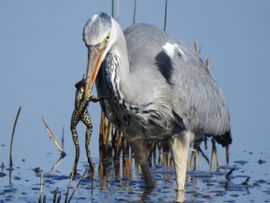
124;23;231;143
169;42;231;137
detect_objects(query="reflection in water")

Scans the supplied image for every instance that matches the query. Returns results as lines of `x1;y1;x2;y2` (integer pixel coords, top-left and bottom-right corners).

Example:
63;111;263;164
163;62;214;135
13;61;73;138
8;167;12;185
176;190;185;203
50;154;66;172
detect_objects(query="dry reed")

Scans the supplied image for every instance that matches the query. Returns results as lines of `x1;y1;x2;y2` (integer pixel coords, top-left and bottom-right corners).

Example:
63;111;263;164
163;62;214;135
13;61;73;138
42;117;66;156
9;106;22;168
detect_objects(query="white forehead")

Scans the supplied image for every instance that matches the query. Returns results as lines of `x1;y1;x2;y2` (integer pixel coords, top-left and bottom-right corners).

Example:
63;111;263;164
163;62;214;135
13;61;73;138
83;13;111;46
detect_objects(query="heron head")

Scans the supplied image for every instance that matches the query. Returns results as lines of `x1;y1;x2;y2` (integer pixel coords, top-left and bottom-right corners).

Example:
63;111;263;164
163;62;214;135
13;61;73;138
83;12;115;98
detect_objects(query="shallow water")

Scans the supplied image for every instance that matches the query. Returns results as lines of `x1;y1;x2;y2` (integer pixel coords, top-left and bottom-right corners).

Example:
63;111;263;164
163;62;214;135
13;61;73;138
1;140;270;202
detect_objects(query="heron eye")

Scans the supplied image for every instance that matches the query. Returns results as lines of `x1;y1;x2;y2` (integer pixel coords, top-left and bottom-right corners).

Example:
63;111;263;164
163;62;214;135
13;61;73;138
105;34;110;42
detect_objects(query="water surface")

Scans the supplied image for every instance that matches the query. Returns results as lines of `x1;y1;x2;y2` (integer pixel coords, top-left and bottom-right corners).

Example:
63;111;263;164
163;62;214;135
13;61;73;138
1;1;270;202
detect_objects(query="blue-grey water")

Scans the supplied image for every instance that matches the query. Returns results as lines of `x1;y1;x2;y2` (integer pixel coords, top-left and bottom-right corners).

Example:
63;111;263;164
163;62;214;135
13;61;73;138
1;1;270;202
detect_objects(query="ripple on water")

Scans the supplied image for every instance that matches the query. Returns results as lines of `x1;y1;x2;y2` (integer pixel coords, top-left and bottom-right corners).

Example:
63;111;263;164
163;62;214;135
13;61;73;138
234;160;249;166
0;148;269;203
188;170;214;178
0;172;6;177
3;187;17;193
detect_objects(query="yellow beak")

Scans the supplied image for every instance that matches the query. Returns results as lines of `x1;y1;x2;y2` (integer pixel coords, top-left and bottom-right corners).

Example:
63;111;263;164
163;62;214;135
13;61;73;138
84;46;105;99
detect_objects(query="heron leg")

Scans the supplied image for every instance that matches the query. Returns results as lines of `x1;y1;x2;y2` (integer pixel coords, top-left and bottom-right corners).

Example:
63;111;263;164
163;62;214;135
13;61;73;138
194;149;199;170
128;137;155;187
70;110;80;176
170;131;190;191
189;148;198;171
81;110;95;175
210;138;221;171
226;145;230;165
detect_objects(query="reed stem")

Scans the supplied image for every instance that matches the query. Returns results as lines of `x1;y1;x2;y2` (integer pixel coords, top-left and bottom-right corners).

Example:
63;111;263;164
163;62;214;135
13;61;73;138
9;106;22;168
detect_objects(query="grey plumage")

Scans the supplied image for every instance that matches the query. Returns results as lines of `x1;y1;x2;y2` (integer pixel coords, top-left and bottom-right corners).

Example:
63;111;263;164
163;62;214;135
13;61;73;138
126;23;230;142
82;12;231;190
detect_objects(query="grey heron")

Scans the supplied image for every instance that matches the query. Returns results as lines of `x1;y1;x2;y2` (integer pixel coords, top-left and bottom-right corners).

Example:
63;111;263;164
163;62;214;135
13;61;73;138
82;12;231;191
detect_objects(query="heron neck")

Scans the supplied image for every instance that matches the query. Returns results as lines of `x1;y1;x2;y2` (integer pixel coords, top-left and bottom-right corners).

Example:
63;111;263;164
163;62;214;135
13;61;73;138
110;23;130;79
106;37;130;107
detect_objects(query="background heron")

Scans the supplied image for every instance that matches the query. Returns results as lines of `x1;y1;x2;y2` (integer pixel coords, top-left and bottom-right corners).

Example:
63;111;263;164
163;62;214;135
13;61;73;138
82;12;231;191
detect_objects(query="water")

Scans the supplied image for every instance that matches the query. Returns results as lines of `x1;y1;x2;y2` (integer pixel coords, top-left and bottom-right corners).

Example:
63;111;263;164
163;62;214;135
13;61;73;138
1;137;270;202
1;0;270;202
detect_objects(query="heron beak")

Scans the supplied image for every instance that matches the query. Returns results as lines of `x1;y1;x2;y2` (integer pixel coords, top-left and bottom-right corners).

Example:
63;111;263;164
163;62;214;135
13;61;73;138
84;46;105;99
